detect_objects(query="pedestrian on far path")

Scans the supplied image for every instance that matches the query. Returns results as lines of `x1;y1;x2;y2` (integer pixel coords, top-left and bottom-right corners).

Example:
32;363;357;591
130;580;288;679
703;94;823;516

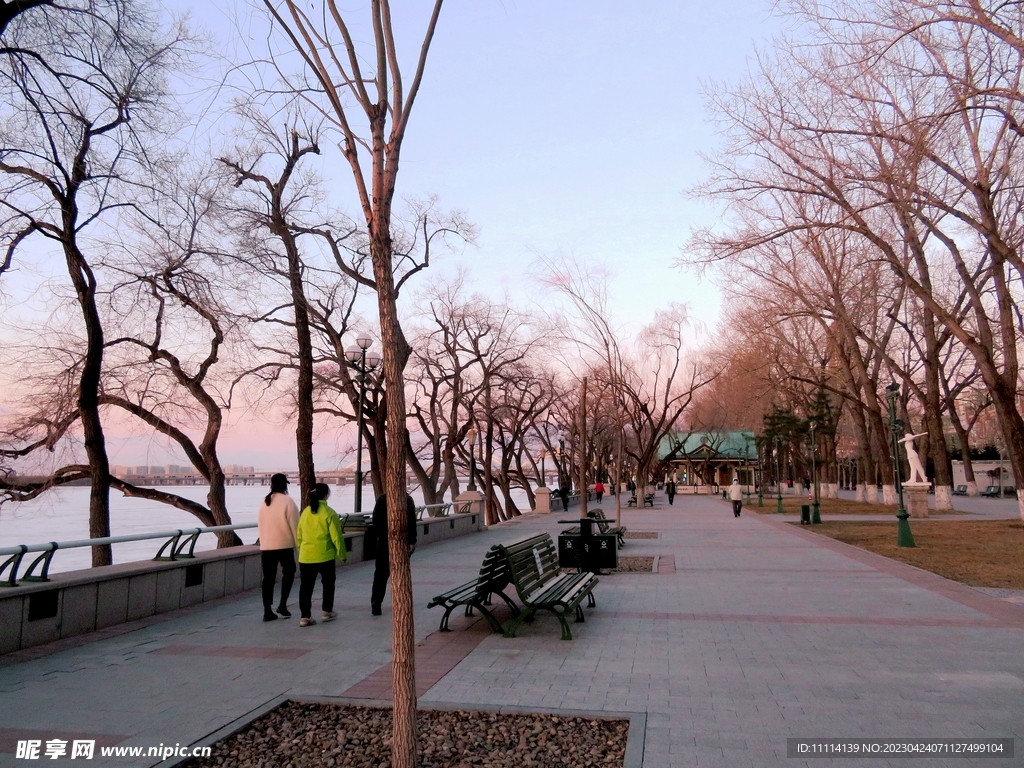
558;485;570;512
730;477;743;517
666;480;676;506
595;481;604;503
257;473;299;622
296;483;346;627
371;491;418;616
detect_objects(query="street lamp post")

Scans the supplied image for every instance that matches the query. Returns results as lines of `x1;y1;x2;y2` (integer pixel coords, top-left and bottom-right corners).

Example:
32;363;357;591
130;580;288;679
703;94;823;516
774;437;783;513
756;441;764;507
539;447;547;488
344;334;380;517
809;422;821;524
466;427;478;492
885;382;916;548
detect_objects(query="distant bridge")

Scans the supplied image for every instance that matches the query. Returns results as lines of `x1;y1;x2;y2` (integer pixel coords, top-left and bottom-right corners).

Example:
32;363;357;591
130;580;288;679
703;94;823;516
112;470;379;487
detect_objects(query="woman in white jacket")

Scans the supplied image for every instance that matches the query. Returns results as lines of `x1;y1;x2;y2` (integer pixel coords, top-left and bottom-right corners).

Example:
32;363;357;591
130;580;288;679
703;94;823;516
257;473;299;621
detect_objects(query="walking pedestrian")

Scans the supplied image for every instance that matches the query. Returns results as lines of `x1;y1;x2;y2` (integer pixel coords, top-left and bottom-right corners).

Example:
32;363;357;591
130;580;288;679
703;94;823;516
257;473;299;622
558;485;570;512
371;491;418;616
666;479;676;506
595;480;604;503
296;483;346;627
730;476;743;517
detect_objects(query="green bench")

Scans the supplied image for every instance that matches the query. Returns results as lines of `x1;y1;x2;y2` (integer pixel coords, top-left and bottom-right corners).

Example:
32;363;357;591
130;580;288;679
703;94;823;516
497;533;598;641
627;492;654;507
427;546;519;633
563;508;627;548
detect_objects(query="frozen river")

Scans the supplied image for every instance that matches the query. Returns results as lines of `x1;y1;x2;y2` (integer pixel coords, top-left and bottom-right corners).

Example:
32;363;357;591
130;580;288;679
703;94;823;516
0;484;468;575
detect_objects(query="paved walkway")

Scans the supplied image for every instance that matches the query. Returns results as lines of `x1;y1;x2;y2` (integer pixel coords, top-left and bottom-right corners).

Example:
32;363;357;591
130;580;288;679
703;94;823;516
1;494;1022;767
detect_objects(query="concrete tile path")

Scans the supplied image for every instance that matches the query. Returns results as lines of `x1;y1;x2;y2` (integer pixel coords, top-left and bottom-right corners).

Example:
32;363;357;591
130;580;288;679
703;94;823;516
1;494;1022;767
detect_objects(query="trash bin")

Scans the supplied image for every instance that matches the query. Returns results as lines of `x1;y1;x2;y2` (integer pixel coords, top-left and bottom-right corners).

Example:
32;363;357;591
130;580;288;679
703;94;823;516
800;504;811;525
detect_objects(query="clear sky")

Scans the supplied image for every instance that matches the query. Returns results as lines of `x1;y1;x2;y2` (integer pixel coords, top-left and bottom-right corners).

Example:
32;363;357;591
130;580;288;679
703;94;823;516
174;0;784;332
5;0;786;471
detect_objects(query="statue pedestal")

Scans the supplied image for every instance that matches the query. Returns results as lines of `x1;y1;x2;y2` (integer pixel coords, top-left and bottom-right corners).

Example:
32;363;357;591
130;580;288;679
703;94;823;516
455;490;484;518
903;482;930;518
534;486;551;513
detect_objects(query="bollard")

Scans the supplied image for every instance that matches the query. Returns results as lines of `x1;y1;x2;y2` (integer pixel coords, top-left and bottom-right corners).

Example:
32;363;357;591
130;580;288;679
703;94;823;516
800;504;811;525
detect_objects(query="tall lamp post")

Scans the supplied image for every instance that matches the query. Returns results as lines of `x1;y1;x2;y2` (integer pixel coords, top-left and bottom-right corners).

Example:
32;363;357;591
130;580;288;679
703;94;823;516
538;447;547;487
344;334;380;517
885;382;916;548
466;427;478;492
809;421;821;524
756;440;764;507
774;437;783;513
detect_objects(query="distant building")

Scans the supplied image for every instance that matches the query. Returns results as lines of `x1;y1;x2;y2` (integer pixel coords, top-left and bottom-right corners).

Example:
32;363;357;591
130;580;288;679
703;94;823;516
658;430;759;491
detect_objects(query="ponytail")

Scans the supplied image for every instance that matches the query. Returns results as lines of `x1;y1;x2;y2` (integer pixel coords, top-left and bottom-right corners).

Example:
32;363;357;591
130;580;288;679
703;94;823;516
264;473;289;506
308;482;331;512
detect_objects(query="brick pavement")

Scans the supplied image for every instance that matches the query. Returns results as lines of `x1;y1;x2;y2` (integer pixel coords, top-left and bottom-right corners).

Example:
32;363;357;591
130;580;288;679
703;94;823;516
0;494;1021;767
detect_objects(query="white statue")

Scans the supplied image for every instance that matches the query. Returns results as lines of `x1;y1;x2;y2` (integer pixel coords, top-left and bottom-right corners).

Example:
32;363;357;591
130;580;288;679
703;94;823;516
897;432;929;484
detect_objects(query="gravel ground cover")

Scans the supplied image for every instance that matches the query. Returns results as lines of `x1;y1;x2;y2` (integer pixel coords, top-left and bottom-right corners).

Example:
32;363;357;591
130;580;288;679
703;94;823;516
609;556;655;572
183;701;628;768
622;531;658;539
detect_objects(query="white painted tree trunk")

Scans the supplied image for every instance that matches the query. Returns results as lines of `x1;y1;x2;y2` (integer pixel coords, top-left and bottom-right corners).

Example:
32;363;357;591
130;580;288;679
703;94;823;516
933;485;952;511
827;483;838;499
855;483;867;502
882;484;897;505
966;481;978;496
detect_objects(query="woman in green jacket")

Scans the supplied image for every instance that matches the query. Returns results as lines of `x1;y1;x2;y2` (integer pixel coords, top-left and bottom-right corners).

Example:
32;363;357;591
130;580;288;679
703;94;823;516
296;483;346;626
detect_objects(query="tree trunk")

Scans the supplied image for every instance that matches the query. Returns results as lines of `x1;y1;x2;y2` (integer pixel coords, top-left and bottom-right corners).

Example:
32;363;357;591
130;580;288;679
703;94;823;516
65;239;112;567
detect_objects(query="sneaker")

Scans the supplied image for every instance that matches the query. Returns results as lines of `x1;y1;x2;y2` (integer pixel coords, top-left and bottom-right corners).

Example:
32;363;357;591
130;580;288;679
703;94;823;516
299;617;316;627
276;605;291;617
263;612;278;622
371;603;382;616
321;611;337;622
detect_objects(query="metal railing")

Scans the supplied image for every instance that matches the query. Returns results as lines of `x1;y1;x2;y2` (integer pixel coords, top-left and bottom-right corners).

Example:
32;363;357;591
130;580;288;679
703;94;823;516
0;524;257;588
0;502;482;587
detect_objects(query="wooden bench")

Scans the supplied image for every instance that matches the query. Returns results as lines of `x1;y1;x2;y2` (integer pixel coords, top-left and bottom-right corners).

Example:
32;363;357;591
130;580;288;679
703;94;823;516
497;533;598;641
563;508;627;548
427;546;519;633
628;493;655;507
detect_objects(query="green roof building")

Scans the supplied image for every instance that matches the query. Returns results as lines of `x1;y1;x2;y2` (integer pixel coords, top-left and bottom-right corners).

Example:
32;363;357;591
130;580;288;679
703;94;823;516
658;430;760;493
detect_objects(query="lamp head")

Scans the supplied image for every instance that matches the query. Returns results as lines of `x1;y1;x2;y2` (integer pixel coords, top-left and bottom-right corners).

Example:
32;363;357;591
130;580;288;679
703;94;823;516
344;345;362;364
467;427;477;448
356;334;373;350
365;350;382;370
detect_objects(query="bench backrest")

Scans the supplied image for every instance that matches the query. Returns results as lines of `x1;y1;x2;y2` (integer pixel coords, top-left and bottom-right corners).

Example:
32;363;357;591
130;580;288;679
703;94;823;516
474;546;512;599
499;533;560;600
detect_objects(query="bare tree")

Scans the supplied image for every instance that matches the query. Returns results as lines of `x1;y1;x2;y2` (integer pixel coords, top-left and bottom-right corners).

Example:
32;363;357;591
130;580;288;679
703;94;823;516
257;1;450;760
0;0;190;563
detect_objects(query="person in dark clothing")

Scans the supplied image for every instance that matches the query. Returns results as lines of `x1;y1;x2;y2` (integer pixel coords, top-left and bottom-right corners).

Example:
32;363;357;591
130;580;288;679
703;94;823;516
557;485;570;512
371;492;418;616
666;480;676;506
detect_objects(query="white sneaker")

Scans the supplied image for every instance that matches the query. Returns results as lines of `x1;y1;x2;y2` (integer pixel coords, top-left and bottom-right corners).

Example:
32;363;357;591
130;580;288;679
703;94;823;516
299;617;316;627
321;611;337;622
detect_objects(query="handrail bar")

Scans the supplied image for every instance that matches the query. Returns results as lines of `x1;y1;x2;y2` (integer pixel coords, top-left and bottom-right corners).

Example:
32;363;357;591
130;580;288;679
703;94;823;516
0;523;257;557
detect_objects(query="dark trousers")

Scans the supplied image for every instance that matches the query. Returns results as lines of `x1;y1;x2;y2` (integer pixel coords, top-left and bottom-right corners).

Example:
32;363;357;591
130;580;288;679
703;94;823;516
299;560;336;618
732;500;742;516
560;496;569;511
668;493;675;505
596;491;603;502
261;548;295;611
371;556;390;608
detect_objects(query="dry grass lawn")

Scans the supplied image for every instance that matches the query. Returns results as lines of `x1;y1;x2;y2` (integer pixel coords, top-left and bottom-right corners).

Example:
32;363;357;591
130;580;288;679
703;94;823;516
755;495;964;516
803;519;1024;589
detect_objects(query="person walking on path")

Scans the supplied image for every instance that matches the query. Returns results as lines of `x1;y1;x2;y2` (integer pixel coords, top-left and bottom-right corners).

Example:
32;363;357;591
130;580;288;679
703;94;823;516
730;477;743;517
257;473;299;622
666;479;676;505
371;491;417;616
296;483;346;627
557;485;570;512
595;481;604;503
